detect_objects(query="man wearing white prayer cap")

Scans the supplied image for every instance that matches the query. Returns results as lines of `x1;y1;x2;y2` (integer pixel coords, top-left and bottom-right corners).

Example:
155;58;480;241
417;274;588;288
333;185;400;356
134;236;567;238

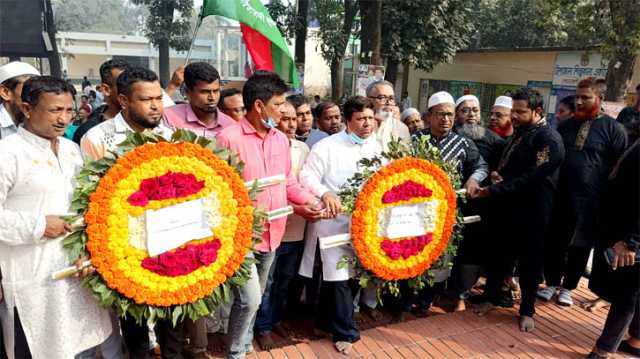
400;107;423;134
451;94;506;312
0;61;40;139
489;96;514;139
455;94;481;125
404;91;488;315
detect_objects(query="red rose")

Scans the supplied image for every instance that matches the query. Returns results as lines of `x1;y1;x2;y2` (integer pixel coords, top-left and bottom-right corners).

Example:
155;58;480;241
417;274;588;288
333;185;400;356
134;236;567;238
159;251;178;268
154;185;176;200
141;257;163;271
172;173;192;189
211;239;221;251
127;191;149;206
158;172;174;186
140;178;160;197
198;245;217;265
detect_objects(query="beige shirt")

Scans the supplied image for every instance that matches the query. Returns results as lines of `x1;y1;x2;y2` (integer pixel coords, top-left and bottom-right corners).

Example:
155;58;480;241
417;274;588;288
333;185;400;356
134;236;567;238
375;115;411;151
80;112;174;161
282;139;310;242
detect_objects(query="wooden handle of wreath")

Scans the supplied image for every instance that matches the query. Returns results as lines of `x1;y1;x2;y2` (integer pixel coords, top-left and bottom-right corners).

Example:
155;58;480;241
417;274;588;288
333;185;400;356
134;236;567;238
244;174;286;190
51;260;92;280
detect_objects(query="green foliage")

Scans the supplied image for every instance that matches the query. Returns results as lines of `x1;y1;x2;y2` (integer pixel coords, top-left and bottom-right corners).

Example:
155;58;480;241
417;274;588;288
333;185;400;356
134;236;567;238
52;0;147;35
131;0;194;50
539;0;640;58
380;0;475;72
313;0;359;64
265;0;297;43
470;0;613;49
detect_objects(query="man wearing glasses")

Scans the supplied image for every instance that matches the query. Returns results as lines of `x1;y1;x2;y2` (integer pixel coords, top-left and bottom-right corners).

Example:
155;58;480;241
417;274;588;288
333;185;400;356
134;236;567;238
365;80;410;151
401;91;488;317
489;96;514;139
455;94;505;171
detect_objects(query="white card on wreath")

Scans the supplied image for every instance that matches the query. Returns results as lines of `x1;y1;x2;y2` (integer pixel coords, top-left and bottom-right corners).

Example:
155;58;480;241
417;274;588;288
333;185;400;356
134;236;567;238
381;204;428;239
145;199;213;256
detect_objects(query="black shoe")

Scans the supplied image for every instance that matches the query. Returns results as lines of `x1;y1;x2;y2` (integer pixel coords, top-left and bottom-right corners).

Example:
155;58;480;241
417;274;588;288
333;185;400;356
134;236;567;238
618;340;640;357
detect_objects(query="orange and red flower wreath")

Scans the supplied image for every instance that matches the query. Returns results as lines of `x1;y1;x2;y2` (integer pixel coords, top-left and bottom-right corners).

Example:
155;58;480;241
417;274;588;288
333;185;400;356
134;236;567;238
84;142;253;307
351;157;458;281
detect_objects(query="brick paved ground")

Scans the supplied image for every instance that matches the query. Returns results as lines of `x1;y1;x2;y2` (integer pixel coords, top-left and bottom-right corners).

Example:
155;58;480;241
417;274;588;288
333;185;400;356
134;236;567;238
205;280;635;358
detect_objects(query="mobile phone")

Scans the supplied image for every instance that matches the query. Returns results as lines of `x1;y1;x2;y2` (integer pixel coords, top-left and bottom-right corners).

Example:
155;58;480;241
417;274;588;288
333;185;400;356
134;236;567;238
604;247;640;266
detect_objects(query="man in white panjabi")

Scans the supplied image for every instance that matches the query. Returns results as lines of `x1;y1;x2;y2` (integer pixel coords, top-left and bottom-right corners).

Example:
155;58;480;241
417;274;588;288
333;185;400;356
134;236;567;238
299;96;383;355
365;80;410;151
0;76;114;358
0;62;40;140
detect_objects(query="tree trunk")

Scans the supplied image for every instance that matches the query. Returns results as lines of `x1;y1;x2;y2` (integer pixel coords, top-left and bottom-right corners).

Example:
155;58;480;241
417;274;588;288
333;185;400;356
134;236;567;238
358;0;381;65
157;1;175;87
331;57;344;101
401;60;410;95
295;0;309;65
385;58;399;86
604;53;636;102
158;38;170;87
370;1;382;65
604;0;639;101
328;0;357;100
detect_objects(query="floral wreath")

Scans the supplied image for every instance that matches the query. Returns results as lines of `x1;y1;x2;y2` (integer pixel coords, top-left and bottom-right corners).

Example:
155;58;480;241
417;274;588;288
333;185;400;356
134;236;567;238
339;136;464;296
63;130;264;324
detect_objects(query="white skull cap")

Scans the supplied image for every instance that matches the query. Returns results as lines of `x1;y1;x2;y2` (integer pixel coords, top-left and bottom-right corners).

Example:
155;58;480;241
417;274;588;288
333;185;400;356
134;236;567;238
0;61;40;84
455;94;480;108
493;96;513;109
427;91;455;109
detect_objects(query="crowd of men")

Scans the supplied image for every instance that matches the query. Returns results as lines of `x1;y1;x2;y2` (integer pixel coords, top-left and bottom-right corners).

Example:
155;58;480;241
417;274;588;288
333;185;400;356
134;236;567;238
0;58;638;359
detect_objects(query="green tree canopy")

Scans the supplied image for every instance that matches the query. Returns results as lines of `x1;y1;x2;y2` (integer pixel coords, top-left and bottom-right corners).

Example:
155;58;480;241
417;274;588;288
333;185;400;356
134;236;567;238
131;0;194;86
381;0;475;73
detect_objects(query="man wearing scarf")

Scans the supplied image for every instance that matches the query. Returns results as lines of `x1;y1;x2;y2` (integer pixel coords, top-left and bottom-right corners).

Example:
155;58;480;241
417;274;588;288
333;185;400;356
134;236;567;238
473;87;565;333
538;77;627;307
489;96;514;139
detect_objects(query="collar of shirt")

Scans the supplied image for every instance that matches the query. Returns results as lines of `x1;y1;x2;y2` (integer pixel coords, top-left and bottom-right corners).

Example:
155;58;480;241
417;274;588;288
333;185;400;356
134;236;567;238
17;127;56;151
113;112;134;133
113;111;173;137
0;104;16;129
239;117;277;138
183;104;233;130
416;128;454;143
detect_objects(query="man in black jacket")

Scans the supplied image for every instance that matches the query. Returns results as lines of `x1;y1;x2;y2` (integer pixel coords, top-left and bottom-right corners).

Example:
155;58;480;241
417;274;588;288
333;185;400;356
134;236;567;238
539;77;627;307
473;87;565;332
587;137;640;358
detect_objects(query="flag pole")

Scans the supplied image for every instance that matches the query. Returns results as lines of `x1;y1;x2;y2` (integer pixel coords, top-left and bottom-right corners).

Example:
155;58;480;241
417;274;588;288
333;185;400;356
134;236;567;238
185;16;203;65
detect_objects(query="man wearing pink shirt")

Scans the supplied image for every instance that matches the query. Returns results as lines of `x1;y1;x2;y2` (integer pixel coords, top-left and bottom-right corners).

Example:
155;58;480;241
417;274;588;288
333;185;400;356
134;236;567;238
216;71;325;359
164;62;233;138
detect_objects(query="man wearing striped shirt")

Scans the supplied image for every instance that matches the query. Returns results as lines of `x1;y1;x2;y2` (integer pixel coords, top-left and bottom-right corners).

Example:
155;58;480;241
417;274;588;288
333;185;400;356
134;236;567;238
404;91;488;316
413;91;488;189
